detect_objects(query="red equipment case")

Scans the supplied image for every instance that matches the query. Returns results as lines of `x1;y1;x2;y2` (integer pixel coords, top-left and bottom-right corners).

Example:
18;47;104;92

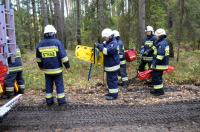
125;49;137;62
137;66;174;81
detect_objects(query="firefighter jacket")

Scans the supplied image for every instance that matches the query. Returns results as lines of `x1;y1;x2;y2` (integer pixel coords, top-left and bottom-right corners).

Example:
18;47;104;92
97;37;120;72
151;37;169;70
8;46;23;73
36;36;70;74
140;35;157;62
117;39;126;65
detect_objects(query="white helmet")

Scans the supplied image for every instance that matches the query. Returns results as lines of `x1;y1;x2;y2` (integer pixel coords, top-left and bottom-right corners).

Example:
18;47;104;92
44;25;57;34
155;28;166;37
113;30;120;37
145;25;154;32
101;28;113;38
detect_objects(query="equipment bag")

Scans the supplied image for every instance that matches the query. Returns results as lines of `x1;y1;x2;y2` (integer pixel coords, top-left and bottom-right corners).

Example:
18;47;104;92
125;49;137;62
137;66;174;81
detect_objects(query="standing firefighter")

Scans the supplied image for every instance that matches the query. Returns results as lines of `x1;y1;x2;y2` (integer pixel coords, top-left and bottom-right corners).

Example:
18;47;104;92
113;30;128;89
139;26;157;71
36;25;70;106
96;28;120;100
151;28;169;96
5;42;25;98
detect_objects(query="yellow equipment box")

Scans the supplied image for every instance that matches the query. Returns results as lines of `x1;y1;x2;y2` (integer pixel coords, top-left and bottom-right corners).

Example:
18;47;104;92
75;45;104;65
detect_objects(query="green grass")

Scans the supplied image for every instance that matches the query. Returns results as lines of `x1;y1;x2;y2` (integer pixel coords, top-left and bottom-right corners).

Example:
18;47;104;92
165;50;200;85
22;50;200;90
22;50;103;90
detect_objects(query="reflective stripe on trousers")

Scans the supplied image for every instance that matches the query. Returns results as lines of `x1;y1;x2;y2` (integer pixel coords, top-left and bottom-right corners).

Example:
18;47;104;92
6;87;14;92
42;68;63;74
57;93;65;99
122;77;128;81
9;66;23;72
109;88;119;94
120;60;126;65
154;84;163;89
46;93;53;99
105;65;120;72
19;85;25;89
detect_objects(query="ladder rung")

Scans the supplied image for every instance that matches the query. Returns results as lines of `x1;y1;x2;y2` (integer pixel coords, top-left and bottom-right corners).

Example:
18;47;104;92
6;25;14;27
7;43;15;45
5;9;9;12
6;28;14;30
5;12;10;15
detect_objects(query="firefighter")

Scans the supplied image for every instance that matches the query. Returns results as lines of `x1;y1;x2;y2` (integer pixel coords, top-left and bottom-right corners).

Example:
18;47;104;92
113;30;128;90
5;37;25;98
150;28;169;96
138;26;157;72
96;28;120;100
36;25;70;106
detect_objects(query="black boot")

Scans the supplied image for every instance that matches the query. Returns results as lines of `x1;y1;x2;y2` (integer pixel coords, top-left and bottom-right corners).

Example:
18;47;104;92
150;89;164;96
6;92;14;99
105;93;118;100
18;89;24;94
122;82;128;93
118;82;123;86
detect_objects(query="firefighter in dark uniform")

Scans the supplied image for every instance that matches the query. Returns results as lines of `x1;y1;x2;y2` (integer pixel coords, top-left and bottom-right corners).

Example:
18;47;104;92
5;38;25;98
96;28;120;100
150;28;169;96
36;25;70;106
113;30;128;90
139;26;157;71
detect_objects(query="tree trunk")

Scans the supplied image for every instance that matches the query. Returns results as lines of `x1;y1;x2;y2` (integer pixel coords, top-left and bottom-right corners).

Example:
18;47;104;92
26;0;33;49
97;0;105;42
76;0;81;44
16;0;20;10
168;40;174;58
41;0;49;31
98;0;105;31
49;0;54;24
176;0;184;62
52;0;64;42
198;40;200;50
65;0;68;16
138;0;145;48
31;0;39;48
61;0;66;46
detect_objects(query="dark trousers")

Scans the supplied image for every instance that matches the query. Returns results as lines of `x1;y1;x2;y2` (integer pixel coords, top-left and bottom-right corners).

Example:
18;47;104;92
152;70;164;90
138;60;152;72
45;73;66;104
106;71;118;97
5;71;25;94
118;64;128;84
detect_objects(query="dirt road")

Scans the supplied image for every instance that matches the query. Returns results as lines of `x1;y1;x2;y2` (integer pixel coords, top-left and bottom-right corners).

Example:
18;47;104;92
1;101;200;132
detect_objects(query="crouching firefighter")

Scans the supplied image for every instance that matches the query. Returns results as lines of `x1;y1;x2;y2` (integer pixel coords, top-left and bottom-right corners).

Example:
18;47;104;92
139;26;157;71
5;42;25;98
36;25;70;106
150;28;169;96
113;30;128;89
96;28;120;100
